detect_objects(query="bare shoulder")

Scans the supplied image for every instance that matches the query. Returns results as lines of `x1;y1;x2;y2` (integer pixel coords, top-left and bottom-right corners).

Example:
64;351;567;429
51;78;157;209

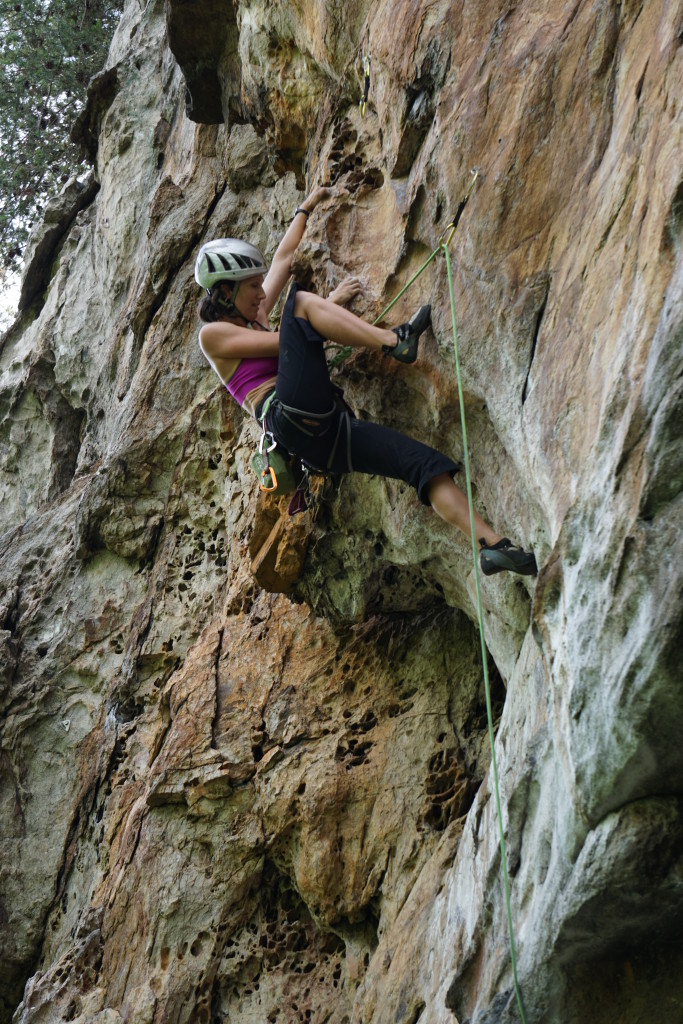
199;320;238;353
199;320;236;340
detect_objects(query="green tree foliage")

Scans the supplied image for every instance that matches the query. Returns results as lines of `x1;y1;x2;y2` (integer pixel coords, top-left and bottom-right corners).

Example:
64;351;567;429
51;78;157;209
0;0;122;273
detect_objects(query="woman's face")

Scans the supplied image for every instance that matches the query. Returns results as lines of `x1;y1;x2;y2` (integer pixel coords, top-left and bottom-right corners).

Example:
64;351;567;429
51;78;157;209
230;275;266;320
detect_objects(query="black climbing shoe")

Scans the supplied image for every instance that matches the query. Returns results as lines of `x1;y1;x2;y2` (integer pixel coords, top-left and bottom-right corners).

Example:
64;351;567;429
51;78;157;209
383;304;431;363
479;538;538;577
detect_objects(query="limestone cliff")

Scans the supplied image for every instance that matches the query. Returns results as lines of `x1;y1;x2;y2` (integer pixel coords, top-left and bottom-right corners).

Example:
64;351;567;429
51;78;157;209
1;1;682;1022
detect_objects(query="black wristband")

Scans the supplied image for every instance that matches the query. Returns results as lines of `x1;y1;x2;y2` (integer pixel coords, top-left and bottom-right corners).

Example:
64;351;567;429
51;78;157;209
294;207;310;219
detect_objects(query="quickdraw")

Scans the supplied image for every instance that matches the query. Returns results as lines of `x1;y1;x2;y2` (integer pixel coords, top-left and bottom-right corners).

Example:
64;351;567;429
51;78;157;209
438;168;480;247
251;392;298;496
359;54;371;117
328;170;480;369
257;429;279;492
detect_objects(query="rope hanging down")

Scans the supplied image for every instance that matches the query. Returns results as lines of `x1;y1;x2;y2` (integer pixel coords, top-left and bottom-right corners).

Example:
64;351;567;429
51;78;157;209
442;242;528;1024
331;169;528;1018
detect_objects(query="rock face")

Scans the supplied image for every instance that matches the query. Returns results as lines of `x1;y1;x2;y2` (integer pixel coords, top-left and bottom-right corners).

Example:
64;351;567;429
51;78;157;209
1;1;682;1022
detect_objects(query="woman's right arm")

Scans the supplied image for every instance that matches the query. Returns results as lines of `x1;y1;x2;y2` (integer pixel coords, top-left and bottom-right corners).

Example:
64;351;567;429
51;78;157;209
199;322;280;360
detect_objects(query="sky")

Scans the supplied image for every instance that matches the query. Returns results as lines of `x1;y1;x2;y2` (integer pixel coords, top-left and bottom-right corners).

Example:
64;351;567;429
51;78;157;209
0;269;21;332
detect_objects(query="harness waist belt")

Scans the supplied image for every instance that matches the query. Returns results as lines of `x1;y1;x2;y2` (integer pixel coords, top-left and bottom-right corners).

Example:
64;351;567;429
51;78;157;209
265;394;354;473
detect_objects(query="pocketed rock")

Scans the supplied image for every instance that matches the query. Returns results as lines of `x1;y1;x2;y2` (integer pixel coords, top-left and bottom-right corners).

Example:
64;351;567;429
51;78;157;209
1;2;682;1024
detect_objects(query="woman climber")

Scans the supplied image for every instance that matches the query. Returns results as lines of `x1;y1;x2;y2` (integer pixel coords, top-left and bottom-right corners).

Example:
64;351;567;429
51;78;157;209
195;185;536;577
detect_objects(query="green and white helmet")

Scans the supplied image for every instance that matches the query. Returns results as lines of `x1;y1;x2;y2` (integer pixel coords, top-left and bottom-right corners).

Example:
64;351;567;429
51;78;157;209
194;238;267;292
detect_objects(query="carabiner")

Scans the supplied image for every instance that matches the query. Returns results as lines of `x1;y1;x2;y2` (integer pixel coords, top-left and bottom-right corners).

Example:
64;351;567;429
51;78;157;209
258;430;278;456
438;169;480;248
260;467;278;492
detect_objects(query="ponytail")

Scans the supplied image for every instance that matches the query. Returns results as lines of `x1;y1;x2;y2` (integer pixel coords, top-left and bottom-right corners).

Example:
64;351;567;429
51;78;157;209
197;293;223;323
197;284;242;323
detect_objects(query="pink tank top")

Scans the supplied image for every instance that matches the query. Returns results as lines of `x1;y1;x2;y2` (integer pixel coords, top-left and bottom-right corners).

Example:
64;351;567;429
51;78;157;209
226;356;279;406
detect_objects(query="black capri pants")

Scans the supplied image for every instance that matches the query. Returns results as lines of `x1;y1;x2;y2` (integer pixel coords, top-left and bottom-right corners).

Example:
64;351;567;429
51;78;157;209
265;283;460;505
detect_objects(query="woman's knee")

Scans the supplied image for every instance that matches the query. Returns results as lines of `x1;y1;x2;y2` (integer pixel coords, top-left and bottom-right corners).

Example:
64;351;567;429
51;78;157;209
292;289;316;320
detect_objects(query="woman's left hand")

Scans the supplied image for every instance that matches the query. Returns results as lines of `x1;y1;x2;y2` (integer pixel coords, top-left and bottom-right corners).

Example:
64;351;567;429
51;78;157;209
328;276;363;306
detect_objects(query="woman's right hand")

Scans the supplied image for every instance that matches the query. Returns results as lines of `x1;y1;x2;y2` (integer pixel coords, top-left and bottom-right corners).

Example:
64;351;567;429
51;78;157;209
301;183;349;213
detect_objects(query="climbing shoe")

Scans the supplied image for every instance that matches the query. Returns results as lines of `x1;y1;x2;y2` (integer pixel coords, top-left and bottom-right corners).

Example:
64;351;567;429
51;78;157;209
383;304;431;363
479;538;538;577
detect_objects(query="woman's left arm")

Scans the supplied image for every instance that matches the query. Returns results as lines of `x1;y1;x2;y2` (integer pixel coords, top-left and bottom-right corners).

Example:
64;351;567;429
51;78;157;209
260;185;337;316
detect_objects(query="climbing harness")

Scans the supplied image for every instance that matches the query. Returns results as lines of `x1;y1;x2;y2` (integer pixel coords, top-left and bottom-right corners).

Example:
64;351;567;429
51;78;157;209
252;389;354;512
359;54;371;117
443;234;529;1024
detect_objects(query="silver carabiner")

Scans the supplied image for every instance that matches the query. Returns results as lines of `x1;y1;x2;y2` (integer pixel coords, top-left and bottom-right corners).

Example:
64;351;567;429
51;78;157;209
258;430;278;455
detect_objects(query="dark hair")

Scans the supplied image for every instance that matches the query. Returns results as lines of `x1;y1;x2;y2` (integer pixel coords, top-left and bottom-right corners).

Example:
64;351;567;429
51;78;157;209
197;292;224;323
197;281;246;324
197;278;238;323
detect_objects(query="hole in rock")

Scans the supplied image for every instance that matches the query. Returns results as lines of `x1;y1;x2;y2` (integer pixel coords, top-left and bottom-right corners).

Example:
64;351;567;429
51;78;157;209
409;1003;425;1024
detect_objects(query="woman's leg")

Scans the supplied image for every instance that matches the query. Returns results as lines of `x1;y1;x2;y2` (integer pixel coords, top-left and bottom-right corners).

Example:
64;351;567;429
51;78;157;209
293;290;397;351
426;473;501;545
285;292;501;545
338;420;499;545
276;286;337;413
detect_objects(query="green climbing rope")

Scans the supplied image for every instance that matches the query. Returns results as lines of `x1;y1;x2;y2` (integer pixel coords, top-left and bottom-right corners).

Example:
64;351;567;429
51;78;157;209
444;242;528;1024
328;170;527;1014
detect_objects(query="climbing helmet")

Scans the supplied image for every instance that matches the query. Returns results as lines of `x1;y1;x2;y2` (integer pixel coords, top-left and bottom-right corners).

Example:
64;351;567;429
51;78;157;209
194;238;268;292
